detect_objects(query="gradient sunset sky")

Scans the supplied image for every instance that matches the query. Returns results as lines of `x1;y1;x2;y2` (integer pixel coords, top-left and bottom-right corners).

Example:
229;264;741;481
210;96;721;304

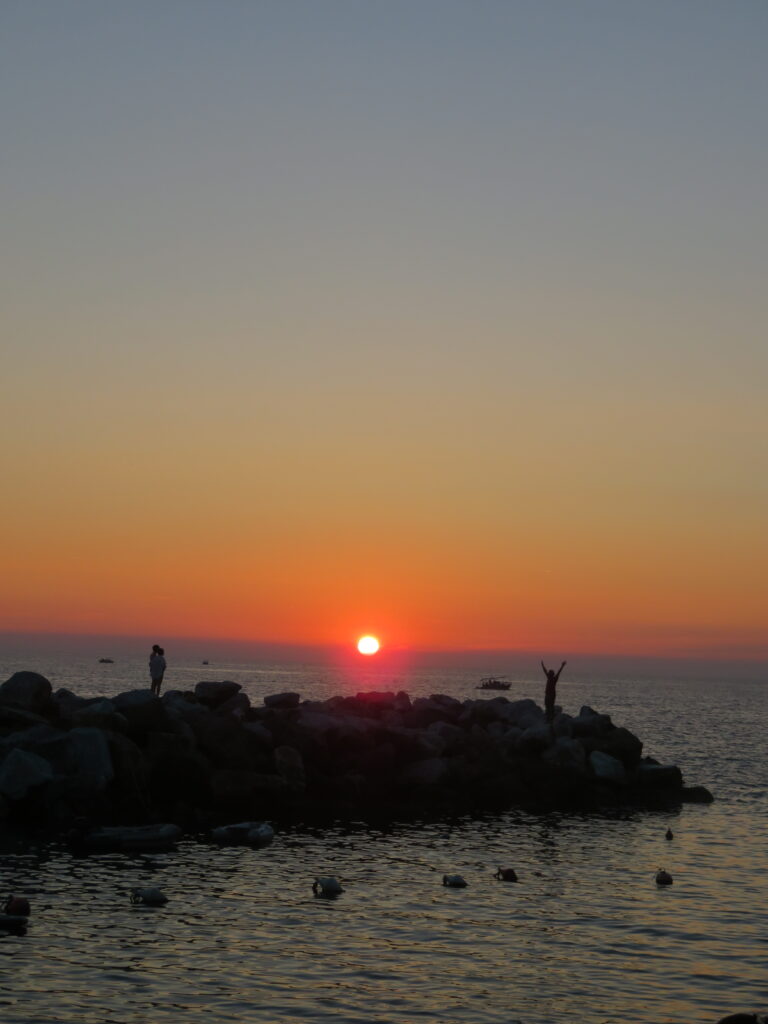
2;1;766;660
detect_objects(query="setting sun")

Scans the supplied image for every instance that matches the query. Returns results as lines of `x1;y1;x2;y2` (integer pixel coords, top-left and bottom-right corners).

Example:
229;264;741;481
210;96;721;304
357;635;380;655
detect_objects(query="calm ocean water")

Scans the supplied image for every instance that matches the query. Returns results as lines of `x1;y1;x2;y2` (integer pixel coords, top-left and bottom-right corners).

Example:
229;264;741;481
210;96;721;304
0;649;766;1024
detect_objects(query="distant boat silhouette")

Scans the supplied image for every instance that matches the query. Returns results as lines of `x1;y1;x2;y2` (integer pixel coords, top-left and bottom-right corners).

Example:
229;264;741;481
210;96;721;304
202;660;209;665
98;658;114;664
477;676;510;691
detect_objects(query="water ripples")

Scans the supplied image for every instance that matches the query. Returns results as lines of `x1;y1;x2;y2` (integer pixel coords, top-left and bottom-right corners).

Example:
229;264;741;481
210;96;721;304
0;660;766;1022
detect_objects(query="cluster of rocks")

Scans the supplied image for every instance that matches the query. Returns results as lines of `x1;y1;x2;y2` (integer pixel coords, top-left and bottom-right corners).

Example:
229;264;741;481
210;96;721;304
0;670;713;831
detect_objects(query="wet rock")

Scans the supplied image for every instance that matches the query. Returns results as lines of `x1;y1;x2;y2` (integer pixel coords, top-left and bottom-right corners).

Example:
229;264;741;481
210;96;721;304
635;763;683;791
681;784;714;803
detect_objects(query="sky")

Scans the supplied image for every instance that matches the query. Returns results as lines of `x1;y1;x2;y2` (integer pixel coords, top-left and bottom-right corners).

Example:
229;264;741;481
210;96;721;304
2;1;767;662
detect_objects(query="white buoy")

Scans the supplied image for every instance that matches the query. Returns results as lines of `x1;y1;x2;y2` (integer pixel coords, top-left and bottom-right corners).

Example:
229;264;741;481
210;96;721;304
442;874;468;888
130;887;168;906
313;876;344;896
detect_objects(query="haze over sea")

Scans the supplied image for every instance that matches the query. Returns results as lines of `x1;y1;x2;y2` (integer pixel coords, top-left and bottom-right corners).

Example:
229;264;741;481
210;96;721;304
0;637;765;1024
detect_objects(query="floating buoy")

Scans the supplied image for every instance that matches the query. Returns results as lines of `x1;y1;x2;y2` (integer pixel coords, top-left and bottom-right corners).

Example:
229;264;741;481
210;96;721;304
312;876;343;897
495;868;518;882
665;828;674;840
130;887;168;906
442;874;468;888
4;896;30;916
655;869;673;886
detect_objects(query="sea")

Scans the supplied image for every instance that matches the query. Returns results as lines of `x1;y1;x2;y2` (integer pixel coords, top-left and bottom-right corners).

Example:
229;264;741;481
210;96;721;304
0;646;766;1024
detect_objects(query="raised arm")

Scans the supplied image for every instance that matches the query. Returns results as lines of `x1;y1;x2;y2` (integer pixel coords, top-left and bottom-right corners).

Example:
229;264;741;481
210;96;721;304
554;660;567;681
541;660;548;677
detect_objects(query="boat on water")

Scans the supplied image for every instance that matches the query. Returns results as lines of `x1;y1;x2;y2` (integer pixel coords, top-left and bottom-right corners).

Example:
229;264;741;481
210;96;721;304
98;658;114;664
477;676;511;691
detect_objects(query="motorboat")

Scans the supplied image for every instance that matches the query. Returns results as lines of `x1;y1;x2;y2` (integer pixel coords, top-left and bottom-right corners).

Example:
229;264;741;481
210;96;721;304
477;676;511;691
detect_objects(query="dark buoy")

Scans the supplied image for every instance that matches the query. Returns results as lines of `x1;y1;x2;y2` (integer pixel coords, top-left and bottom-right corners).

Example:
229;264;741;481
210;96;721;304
4;896;30;916
312;876;344;897
665;828;674;840
495;868;518;882
442;874;468;888
130;887;168;906
655;869;673;886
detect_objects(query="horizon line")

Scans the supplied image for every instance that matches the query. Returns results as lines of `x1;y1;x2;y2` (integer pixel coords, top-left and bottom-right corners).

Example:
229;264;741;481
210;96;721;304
0;628;765;668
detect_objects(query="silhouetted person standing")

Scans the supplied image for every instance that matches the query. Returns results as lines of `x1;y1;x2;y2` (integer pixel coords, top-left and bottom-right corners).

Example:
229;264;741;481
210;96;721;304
149;644;166;697
541;659;566;722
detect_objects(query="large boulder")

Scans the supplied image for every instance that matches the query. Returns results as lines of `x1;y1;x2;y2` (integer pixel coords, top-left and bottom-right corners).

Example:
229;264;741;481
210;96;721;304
518;723;552;756
682;784;714;803
209;769;289;808
144;732;211;807
263;692;300;710
0;723;64;756
29;727;115;795
0;748;53;800
106;731;151;813
0;672;53;716
572;709;613;737
543;737;587;774
215;692;251;718
400;756;451;788
274;745;306;793
112;690;171;739
70;699;129;733
589;750;627;784
635;763;683;791
588;726;643;768
194;681;242;708
187;709;261;770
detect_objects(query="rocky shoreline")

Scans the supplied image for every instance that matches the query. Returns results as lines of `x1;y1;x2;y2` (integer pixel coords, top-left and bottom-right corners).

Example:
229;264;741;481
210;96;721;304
0;671;713;833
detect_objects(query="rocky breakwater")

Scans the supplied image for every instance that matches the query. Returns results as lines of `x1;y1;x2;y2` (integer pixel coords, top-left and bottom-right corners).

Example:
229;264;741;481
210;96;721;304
0;671;713;831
